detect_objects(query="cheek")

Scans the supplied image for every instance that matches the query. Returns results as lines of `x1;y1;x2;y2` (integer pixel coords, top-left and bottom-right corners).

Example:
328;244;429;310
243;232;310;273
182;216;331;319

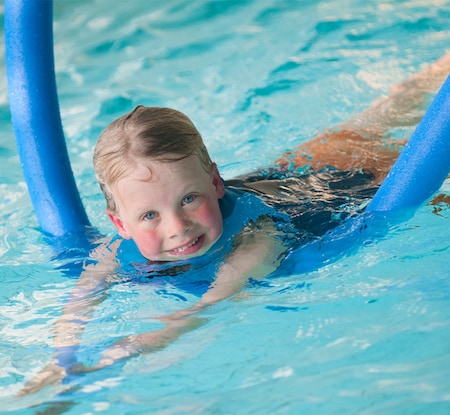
132;229;161;256
197;201;223;233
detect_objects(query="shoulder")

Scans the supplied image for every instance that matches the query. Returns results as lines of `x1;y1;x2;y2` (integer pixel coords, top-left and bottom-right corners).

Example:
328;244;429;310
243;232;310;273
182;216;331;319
221;183;275;219
219;185;254;219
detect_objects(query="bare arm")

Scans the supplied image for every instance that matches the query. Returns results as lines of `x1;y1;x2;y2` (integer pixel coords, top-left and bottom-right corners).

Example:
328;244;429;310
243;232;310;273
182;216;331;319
19;218;286;390
80;217;287;370
17;239;119;396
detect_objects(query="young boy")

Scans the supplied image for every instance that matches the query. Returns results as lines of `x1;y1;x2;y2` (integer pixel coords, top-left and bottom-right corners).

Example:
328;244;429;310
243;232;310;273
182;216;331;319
91;105;379;298
95;105;281;264
20;53;450;394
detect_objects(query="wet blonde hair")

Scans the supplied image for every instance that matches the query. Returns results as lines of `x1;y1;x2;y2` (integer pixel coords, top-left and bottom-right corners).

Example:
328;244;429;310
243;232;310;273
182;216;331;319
93;106;214;212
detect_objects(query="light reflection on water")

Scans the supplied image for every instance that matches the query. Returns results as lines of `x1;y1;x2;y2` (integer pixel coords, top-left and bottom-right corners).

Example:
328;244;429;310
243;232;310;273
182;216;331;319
0;0;449;413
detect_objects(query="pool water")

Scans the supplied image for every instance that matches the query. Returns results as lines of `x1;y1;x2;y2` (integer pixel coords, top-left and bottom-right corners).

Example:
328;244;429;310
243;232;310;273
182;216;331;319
1;0;450;413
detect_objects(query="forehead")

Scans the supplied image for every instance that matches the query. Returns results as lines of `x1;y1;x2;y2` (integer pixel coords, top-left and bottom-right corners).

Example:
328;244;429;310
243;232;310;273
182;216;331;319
114;155;209;194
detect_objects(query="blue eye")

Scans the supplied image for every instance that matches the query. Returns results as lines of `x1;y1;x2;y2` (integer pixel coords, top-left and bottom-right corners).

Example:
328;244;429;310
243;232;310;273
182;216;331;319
144;211;157;221
182;194;196;205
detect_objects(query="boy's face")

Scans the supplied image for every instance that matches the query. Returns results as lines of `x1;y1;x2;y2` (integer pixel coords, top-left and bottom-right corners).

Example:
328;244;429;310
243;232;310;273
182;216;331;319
107;155;225;261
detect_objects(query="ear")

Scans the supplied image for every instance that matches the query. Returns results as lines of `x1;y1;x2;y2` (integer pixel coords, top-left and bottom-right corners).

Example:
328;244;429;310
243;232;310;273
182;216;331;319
106;209;131;239
211;164;225;198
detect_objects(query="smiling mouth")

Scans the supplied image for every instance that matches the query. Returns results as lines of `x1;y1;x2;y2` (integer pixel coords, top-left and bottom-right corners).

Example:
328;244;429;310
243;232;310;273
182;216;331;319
169;235;205;256
172;237;199;253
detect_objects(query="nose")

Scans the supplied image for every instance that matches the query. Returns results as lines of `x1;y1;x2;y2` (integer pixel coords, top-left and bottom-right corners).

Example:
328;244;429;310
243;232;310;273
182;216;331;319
167;212;193;239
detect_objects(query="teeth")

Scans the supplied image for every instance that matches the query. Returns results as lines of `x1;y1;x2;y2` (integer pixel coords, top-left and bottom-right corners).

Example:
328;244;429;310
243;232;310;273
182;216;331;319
173;237;199;253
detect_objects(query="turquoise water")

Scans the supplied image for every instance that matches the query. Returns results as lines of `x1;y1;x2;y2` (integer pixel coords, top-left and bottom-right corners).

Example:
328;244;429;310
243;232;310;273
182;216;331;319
1;0;450;413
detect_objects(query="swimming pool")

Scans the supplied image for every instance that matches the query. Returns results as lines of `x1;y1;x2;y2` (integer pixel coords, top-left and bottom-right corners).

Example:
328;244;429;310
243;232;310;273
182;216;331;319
1;0;450;413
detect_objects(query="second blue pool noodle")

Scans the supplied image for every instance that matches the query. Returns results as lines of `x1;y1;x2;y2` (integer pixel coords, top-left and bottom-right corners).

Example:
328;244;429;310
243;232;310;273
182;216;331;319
283;74;450;275
368;74;450;211
4;0;91;236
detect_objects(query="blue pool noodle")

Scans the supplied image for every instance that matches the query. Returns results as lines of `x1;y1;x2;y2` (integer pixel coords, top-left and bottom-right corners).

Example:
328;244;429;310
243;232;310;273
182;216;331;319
368;74;450;211
4;0;91;236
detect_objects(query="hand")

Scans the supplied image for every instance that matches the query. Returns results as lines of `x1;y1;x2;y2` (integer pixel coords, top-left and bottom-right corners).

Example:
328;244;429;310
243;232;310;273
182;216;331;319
17;362;66;397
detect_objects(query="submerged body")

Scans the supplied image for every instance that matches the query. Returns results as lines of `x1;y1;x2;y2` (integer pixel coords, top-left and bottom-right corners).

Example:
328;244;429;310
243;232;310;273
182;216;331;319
19;52;450;395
